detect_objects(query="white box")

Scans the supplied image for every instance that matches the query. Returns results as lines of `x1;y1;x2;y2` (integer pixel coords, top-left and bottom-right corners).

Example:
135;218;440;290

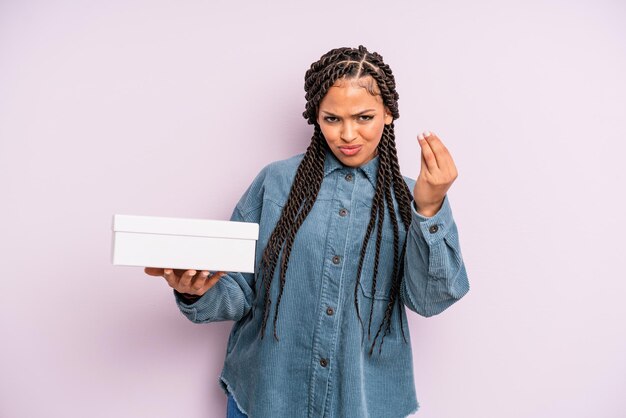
111;214;259;273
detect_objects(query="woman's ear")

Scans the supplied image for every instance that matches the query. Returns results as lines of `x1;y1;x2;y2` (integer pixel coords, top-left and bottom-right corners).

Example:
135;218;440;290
384;108;393;125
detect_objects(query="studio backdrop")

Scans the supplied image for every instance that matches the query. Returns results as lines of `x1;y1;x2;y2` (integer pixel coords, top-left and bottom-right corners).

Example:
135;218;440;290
1;1;624;417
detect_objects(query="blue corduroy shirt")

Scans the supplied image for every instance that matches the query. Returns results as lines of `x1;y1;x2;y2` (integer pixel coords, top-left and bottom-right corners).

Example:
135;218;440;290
175;148;470;418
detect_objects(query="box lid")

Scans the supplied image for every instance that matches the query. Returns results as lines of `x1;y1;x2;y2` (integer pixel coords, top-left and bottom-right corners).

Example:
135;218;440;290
113;214;259;240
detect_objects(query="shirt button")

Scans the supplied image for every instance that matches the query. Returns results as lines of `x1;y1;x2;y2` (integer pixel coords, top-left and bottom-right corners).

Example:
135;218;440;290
339;208;348;217
320;358;328;367
345;173;353;182
326;307;334;316
332;255;341;265
429;225;439;234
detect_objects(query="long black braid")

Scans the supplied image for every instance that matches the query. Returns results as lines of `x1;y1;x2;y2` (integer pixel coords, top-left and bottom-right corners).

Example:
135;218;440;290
258;46;414;355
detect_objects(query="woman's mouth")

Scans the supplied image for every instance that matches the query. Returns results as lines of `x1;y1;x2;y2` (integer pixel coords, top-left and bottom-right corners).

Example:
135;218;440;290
339;145;362;156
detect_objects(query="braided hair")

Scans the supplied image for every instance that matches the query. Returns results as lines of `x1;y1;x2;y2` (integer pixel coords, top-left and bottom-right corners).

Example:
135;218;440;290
258;46;414;355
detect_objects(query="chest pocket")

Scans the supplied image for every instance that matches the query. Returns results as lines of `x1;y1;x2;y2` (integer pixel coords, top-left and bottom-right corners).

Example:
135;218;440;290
354;200;408;301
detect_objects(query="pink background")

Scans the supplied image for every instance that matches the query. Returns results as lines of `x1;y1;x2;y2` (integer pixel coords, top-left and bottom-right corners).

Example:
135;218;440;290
1;1;625;417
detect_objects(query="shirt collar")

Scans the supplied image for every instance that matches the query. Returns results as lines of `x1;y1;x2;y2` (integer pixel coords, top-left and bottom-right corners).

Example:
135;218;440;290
323;146;379;188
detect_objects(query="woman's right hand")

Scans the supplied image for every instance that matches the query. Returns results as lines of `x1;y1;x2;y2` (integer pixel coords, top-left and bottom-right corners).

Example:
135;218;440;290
144;267;226;297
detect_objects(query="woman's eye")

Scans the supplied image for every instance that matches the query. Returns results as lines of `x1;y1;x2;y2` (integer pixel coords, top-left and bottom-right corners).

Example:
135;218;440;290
324;116;339;123
359;115;374;121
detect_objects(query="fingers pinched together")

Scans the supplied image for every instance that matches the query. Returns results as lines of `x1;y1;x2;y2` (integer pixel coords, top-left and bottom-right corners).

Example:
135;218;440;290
414;131;458;216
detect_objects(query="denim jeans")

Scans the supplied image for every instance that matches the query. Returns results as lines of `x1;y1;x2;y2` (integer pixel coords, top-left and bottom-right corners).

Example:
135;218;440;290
227;393;247;418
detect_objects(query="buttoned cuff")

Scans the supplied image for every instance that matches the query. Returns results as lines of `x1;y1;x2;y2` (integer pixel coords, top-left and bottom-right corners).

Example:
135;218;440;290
174;289;207;321
174;290;201;304
174;273;252;323
410;195;453;246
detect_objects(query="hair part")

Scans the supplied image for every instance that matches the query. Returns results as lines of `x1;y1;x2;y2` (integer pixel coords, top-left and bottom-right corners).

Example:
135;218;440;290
331;74;382;98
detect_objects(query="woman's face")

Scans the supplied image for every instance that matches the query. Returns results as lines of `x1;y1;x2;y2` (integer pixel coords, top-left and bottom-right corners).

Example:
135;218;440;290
317;76;393;167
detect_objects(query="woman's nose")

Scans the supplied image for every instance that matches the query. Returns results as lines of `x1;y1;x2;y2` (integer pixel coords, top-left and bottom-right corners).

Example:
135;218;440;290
340;123;357;142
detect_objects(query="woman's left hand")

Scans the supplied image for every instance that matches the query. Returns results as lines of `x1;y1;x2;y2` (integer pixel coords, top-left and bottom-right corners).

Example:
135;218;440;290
413;131;458;217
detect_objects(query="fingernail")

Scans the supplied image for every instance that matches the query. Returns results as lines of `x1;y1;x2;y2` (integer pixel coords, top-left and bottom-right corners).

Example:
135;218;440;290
164;270;171;275
418;133;424;141
189;270;196;276
202;271;209;277
424;131;431;138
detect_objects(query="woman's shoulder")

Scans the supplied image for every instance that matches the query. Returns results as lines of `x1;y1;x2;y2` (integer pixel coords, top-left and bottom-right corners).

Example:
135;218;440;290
255;153;305;185
263;153;305;175
242;153;305;203
236;154;305;217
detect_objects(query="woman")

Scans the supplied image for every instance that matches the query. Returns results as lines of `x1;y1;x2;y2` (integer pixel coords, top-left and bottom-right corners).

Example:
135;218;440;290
145;45;470;418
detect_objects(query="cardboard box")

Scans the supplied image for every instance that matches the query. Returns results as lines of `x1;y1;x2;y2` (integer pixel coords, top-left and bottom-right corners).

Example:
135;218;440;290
112;214;259;273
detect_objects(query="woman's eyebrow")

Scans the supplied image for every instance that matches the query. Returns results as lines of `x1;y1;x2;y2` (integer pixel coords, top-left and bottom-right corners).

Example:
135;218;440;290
320;109;377;117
